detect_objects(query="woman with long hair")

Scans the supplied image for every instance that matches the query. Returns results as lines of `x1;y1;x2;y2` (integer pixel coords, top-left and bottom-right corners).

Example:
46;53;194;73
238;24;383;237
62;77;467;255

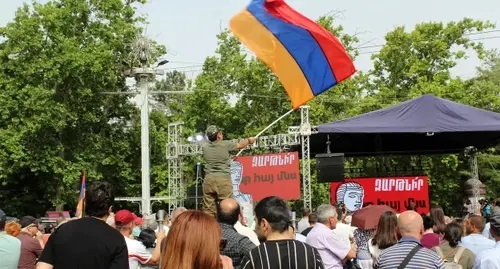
160;210;233;269
433;222;475;269
368;211;398;261
430;206;446;236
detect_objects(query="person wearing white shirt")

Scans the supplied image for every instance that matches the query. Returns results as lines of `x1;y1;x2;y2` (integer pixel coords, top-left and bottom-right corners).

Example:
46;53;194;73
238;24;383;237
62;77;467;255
483;208;500;240
115;210;165;269
233;204;260;246
234;220;260;246
297;208;310;233
333;208;356;244
474;212;500;269
460;215;495;255
295;232;307;243
482;222;493;240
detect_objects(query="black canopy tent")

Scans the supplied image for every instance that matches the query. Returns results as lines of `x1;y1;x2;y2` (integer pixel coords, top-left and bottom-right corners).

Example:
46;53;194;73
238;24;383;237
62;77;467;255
310;94;500;156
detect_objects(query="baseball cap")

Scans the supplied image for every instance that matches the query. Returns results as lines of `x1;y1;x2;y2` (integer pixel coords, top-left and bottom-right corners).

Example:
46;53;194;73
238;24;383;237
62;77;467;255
205;125;221;136
0;209;6;222
115;210;135;226
19;216;39;228
132;213;144;226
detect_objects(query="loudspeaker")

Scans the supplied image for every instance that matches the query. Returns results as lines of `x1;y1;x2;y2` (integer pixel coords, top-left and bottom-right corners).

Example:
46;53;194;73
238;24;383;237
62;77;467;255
316;153;345;183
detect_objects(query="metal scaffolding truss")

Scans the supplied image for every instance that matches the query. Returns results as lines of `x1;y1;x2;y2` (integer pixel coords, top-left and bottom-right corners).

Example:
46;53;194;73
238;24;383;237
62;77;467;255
299;107;313;210
166;122;184;213
114;196;172;214
166;106;318;211
115;196;173;202
175;133;302;156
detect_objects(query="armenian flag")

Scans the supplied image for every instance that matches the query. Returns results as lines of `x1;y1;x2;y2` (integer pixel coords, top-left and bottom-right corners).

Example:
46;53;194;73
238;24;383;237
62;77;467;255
230;0;356;109
75;171;86;218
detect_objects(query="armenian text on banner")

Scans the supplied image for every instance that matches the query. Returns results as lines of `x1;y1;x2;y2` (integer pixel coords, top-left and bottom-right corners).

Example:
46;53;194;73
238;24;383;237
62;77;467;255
231;152;301;202
330;176;430;214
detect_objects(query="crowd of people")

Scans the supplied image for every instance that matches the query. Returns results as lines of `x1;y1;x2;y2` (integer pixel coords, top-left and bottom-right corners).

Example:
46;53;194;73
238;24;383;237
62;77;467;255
0;181;499;269
293;202;500;269
1;127;499;269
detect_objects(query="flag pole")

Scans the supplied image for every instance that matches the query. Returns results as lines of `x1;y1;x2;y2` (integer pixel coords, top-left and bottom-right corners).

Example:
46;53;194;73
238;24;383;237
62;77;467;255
236;108;295;157
82;171;86;218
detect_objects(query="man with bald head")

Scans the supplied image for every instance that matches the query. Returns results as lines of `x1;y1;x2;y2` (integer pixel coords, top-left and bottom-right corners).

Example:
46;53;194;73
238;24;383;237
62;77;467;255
217;199;256;268
374;210;444;269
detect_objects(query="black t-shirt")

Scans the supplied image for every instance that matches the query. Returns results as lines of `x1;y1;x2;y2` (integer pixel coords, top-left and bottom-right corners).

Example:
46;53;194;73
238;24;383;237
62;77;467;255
39;217;128;269
301;226;313;237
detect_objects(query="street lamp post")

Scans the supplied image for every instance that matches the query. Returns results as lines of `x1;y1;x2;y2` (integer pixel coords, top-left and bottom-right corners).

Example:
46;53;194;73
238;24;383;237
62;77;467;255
108;36;193;216
133;37;173;216
136;68;154;216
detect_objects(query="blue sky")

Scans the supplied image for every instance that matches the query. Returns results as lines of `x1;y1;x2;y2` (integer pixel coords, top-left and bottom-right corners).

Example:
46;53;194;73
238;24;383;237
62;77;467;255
2;0;500;79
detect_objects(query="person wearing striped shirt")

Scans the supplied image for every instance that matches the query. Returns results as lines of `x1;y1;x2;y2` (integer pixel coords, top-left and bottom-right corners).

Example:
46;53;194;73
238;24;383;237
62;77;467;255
374;210;445;269
240;196;324;269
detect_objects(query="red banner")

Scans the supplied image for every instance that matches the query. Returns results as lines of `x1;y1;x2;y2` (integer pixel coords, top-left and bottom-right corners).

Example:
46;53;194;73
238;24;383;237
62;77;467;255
232;152;301;202
330;176;430;214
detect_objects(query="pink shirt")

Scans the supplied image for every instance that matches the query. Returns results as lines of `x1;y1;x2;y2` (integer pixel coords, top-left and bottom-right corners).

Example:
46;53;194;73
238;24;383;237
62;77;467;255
306;223;350;269
421;233;440;249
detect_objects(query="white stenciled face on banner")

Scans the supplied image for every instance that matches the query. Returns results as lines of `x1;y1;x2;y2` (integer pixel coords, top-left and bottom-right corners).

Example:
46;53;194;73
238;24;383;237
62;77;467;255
230;161;243;186
230;160;253;204
337;182;365;212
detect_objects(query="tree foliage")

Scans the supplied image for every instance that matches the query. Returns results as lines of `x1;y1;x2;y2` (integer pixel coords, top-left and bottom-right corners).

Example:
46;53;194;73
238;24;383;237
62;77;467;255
1;0;499;218
363;19;499;213
0;0;149;215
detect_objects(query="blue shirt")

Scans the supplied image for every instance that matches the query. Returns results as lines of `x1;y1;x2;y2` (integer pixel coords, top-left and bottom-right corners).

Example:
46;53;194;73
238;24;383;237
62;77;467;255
484;205;492;215
474;241;500;269
459;234;495;255
0;231;21;269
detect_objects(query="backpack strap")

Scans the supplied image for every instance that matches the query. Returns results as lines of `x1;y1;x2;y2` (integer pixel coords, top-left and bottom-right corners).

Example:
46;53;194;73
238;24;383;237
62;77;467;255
397;245;422;269
434;246;445;259
453;247;466;263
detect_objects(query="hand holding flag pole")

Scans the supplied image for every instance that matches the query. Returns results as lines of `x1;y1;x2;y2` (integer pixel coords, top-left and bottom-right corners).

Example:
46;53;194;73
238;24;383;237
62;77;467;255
230;0;356;157
235;108;295;156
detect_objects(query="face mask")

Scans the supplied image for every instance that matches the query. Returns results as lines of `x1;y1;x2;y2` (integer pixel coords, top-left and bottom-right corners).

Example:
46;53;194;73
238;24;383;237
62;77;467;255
132;227;141;237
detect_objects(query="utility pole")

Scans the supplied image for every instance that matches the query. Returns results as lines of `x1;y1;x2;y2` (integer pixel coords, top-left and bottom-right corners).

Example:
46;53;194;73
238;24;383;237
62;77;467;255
104;35;193;216
137;69;154;216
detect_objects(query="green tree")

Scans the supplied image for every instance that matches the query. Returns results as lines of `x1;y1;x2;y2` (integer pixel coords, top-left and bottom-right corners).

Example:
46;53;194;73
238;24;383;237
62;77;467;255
0;0;153;216
466;52;500;197
370;18;494;102
365;18;498;213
